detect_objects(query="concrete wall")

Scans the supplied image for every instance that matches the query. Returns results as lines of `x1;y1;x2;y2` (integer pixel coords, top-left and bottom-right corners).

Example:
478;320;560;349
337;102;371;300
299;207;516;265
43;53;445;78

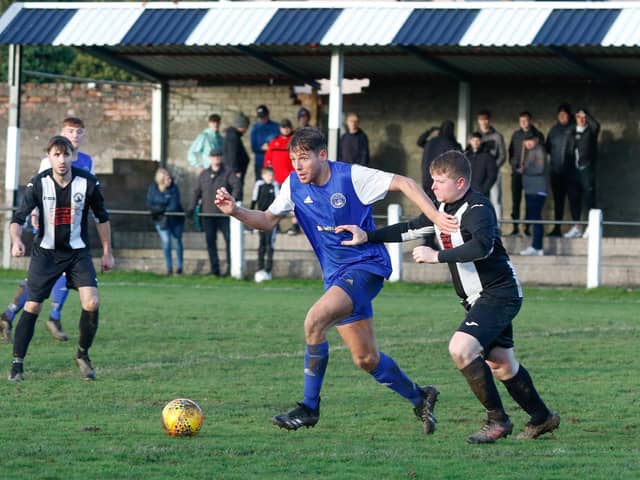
0;79;638;237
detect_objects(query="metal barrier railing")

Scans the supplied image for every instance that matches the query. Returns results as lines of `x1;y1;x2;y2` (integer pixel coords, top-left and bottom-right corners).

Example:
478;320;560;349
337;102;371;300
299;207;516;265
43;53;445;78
1;205;639;288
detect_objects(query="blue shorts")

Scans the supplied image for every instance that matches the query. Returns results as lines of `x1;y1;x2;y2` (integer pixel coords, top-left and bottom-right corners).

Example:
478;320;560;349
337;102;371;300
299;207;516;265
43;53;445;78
330;269;384;326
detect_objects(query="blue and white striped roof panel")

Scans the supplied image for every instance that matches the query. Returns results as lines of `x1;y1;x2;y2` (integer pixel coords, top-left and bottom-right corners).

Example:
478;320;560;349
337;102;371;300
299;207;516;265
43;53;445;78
1;2;640;48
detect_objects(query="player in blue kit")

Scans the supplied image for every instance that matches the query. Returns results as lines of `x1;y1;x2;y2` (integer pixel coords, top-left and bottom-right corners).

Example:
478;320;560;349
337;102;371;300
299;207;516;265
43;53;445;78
337;150;560;443
0;118;94;343
215;127;458;432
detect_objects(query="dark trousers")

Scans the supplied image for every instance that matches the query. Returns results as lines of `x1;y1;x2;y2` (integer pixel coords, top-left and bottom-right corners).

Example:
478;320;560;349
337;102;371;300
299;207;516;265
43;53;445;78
550;170;582;225
577;165;596;217
525;194;546;250
257;228;276;272
510;172;523;230
202;216;230;275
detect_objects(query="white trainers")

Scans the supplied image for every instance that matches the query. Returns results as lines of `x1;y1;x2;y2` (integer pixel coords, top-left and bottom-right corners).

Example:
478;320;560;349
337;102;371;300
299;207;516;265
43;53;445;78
520;246;544;256
563;226;582;238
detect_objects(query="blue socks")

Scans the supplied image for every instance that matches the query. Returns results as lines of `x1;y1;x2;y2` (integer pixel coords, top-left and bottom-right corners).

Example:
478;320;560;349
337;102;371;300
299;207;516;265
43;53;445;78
50;275;69;321
371;352;423;406
4;281;28;323
303;341;329;410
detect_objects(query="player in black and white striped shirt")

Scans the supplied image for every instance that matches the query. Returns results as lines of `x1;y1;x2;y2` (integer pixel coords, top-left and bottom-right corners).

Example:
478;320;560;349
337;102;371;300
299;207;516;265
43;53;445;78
8;136;114;382
337;150;559;443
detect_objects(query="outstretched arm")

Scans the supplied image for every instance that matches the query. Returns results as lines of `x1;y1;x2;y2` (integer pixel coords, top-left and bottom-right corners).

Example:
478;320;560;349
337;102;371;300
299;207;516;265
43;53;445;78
215;187;281;231
389;174;457;233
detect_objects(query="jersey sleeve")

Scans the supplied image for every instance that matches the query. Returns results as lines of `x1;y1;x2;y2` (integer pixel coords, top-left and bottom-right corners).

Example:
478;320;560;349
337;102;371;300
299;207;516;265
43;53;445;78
367;214;433;243
12;176;40;225
351;164;394;205
38;157;50;173
438;203;495;263
88;179;110;224
267;176;294;216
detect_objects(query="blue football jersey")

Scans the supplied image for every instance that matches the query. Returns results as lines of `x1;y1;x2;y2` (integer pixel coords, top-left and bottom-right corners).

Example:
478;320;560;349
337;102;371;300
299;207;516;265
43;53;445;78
270;161;393;287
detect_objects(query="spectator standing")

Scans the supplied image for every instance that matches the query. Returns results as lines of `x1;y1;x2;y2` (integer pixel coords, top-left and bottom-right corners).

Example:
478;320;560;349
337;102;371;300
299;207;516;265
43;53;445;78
250;105;280;182
223;112;250;202
250;167;280;281
565;108;600;239
297;107;311;129
465;132;498;197
264;119;294;185
147;168;185;275
545;104;576;237
519;132;548;256
508;112;545;236
417;120;462;196
190;148;242;276
188;114;223;175
477;110;506;222
339;112;370;166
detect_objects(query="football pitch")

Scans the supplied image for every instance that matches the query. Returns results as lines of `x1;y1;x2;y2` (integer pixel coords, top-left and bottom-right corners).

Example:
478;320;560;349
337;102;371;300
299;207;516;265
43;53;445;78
0;270;637;480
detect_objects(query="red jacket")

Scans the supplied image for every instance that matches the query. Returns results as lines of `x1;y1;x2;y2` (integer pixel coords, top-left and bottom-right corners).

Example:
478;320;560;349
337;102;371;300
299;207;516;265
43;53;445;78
264;134;293;184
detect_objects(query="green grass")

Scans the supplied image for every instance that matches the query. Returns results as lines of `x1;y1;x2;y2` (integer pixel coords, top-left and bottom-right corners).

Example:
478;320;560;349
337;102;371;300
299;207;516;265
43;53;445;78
0;270;638;479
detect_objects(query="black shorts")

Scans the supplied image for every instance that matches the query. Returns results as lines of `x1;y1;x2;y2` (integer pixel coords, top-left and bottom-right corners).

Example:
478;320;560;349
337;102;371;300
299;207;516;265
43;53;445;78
457;296;522;353
27;247;98;303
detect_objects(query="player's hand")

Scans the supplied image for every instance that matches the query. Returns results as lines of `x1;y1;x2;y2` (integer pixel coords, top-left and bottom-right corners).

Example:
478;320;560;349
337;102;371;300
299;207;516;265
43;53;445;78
335;225;367;245
412;246;439;264
11;240;25;257
101;253;115;272
434;212;458;234
214;187;237;215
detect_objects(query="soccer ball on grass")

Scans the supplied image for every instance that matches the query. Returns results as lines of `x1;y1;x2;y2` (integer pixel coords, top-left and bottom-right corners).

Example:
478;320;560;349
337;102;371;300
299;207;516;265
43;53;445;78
161;398;203;437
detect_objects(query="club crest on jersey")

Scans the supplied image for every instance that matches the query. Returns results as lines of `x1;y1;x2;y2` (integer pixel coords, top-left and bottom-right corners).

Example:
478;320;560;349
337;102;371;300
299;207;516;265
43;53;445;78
330;193;347;209
73;192;84;203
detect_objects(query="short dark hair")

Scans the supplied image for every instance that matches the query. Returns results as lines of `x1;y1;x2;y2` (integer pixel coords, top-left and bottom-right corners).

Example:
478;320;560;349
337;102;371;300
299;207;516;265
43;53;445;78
477;109;491;119
430;150;471;184
63;117;84;128
470;131;483;140
46;135;74;155
208;114;221;123
289;127;327;154
519;111;532;119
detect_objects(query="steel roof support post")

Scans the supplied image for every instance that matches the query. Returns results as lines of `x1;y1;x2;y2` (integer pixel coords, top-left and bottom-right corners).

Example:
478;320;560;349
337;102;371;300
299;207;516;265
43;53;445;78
3;44;21;269
151;81;168;165
457;81;471;148
327;48;343;161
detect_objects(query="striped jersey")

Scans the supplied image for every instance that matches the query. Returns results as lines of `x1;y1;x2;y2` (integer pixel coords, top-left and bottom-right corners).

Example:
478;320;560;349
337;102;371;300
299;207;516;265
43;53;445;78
269;161;392;287
13;168;109;251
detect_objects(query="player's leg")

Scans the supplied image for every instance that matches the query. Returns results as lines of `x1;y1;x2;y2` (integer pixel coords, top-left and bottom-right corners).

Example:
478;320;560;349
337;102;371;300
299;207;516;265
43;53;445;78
0;279;28;343
46;274;70;341
272;285;351;430
67;252;100;380
487;347;560;439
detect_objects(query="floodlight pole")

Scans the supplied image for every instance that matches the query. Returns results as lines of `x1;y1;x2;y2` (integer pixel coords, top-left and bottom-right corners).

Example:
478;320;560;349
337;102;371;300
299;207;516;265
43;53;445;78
3;44;22;269
327;49;343;161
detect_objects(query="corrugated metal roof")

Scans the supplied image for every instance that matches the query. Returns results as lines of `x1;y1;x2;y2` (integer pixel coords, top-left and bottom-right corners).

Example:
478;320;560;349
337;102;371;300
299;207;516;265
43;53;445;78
393;9;479;46
459;8;552;47
53;8;143;46
0;8;75;44
187;6;278;46
121;8;208;46
533;9;621;46
602;8;640;46
255;8;342;45
321;7;413;46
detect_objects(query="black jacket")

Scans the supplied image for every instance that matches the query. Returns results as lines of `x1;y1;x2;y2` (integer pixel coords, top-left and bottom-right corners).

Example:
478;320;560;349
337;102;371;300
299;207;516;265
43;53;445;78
223;127;250;177
419;121;462;193
339;129;370;166
568;111;600;169
466;144;498;197
508;125;545;171
545;121;574;174
191;164;242;215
